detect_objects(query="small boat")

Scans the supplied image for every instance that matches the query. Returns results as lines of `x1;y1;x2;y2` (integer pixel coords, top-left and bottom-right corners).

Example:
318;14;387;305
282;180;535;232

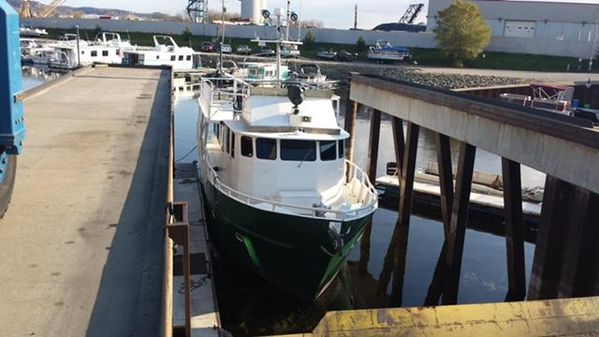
367;40;412;63
241;62;291;83
500;83;574;116
20;38;53;65
20;26;48;38
197;38;378;300
122;35;198;70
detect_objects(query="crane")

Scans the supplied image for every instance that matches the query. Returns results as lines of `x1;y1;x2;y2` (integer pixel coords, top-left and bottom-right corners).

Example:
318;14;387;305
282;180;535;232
398;3;424;24
20;0;67;18
19;0;32;18
38;0;67;18
187;0;208;23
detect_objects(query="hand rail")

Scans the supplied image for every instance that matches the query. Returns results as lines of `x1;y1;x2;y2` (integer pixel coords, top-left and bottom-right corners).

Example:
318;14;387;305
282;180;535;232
201;155;378;221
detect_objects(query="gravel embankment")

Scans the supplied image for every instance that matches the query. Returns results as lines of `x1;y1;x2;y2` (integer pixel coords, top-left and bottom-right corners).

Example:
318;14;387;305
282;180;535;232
200;53;527;90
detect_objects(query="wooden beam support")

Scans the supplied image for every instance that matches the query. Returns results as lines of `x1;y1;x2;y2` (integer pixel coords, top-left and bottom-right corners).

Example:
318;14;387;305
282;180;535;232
358;108;382;276
558;189;599;297
376;123;419;303
502;158;526;301
442;142;476;305
391;117;405;178
436;133;454;238
343;100;359;165
528;176;576;300
389;123;419;306
423;133;454;306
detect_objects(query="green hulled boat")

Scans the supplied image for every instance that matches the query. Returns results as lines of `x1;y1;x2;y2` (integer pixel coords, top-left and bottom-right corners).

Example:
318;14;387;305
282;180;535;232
197;42;377;301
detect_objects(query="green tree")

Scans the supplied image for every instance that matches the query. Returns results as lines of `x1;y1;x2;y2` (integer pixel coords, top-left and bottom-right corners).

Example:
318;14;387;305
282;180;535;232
303;31;315;49
433;0;491;67
355;36;367;53
182;27;193;47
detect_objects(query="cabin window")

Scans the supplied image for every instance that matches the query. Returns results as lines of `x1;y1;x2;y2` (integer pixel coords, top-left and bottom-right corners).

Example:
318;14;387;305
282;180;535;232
225;128;230;154
214;124;220;139
241;136;253;157
338;140;344;159
178;55;184;61
91;50;98;57
231;133;236;158
256;138;277;160
170;55;176;61
81;51;85;55
186;55;192;61
281;140;316;162
320;141;337;161
156;55;160;59
102;50;109;57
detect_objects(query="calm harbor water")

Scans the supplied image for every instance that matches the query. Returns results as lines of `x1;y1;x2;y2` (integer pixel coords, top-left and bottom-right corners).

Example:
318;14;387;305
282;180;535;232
22;68;540;336
174;97;540;336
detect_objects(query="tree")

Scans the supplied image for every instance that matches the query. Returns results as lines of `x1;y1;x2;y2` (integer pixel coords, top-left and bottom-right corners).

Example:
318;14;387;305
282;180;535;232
303;31;315;49
355;36;367;53
433;0;491;67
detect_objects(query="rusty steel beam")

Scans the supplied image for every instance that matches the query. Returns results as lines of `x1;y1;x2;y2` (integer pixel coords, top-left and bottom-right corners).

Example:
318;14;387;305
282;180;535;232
502;158;526;301
442;142;476;305
528;176;576;300
558;189;599;298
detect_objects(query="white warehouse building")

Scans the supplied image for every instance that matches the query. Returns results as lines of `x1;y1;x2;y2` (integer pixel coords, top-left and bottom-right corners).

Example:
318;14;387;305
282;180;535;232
427;0;599;58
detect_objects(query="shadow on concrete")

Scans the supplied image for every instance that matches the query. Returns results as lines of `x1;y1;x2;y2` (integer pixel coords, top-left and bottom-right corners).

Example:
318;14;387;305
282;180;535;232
85;70;170;337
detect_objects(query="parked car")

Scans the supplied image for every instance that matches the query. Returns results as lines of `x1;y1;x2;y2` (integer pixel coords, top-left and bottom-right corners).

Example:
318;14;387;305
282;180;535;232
257;47;275;57
236;44;252;55
201;42;216;52
337;50;356;62
220;43;233;54
316;49;337;61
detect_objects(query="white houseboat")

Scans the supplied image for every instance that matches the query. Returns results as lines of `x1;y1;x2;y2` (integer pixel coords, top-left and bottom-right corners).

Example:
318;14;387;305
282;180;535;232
122;35;197;70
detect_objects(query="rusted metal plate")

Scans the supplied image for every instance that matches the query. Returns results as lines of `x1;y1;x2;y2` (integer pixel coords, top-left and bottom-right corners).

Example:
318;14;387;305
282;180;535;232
309;297;599;337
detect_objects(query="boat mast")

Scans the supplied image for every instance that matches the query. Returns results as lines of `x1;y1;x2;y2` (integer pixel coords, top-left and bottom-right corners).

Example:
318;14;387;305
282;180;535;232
286;0;291;41
218;0;225;72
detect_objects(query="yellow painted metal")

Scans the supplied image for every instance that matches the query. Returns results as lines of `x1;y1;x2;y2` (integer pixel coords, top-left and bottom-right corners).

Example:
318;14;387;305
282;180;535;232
20;0;32;18
303;297;599;337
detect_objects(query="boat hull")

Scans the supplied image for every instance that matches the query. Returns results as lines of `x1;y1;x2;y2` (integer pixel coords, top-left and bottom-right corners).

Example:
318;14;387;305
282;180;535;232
201;180;372;300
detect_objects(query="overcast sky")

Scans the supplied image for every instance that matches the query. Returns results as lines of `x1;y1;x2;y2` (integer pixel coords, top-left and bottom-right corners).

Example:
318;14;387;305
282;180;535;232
37;0;599;29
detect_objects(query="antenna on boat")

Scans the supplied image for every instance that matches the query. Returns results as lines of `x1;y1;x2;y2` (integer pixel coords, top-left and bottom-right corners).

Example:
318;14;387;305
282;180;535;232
218;0;226;73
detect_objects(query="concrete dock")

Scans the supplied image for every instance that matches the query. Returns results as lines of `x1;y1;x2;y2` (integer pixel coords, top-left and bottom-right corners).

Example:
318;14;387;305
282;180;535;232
0;66;170;337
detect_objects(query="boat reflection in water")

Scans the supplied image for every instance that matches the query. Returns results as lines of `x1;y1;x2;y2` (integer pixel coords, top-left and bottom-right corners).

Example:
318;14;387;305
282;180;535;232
21;65;64;90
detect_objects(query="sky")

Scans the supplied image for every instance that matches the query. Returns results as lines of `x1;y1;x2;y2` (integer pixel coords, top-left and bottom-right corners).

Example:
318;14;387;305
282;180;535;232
37;0;599;29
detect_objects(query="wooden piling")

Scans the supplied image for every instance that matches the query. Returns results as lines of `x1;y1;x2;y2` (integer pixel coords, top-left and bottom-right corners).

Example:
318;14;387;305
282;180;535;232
358;108;382;276
502;158;526;301
442;142;476;305
423;133;454;306
528;176;576;300
391;117;405;178
558;189;599;297
343;100;359;166
389;123;419;305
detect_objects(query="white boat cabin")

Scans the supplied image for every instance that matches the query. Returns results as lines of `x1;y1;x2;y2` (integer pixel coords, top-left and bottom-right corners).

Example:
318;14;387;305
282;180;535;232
198;78;377;219
122;35;197;70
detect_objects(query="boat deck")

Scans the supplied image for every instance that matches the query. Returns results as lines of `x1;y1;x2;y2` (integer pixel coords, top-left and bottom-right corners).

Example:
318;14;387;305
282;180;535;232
0;66;171;336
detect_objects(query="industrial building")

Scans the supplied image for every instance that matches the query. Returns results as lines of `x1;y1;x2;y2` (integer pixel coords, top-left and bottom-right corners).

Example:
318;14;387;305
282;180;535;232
240;0;268;25
427;0;599;44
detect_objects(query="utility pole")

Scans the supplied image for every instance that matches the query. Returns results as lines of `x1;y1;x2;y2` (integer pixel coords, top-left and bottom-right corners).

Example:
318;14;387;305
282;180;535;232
219;0;225;72
286;0;291;41
354;4;358;30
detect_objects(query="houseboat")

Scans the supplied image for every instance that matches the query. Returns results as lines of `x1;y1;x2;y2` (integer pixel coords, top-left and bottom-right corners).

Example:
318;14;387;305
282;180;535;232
368;40;412;63
122;35;197;70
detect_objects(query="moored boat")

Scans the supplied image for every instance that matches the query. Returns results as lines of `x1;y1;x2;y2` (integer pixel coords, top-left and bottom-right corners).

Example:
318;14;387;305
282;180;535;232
368;40;412;63
122;35;199;70
196;70;377;300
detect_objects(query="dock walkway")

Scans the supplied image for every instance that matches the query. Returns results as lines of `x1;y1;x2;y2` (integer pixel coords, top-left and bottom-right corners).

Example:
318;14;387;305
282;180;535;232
0;66;170;337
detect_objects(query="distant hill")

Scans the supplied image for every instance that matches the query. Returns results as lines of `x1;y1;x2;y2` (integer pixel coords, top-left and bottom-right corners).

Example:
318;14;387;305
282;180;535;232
8;0;181;21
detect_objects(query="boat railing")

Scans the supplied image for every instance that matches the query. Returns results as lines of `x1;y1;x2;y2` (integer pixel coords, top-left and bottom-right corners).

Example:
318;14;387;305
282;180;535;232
201;156;377;221
199;77;251;119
